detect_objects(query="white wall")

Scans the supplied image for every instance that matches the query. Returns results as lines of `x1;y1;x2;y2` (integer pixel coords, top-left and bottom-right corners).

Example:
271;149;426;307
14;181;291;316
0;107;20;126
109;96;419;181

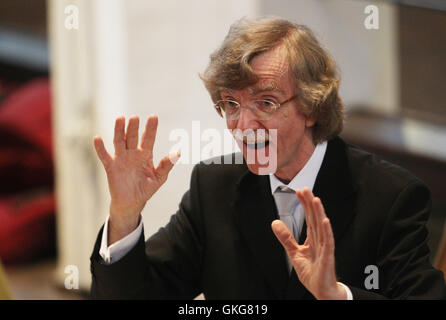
50;0;131;290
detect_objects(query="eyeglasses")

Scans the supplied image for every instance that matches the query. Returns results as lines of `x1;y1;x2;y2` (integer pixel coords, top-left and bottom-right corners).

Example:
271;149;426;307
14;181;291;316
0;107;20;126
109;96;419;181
214;94;297;120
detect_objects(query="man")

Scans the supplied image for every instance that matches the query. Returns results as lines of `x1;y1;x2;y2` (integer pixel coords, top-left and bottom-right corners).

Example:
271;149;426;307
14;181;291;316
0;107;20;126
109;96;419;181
90;17;446;299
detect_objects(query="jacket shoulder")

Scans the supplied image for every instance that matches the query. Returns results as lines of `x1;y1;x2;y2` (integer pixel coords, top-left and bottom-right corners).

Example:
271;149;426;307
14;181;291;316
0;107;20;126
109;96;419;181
345;143;427;194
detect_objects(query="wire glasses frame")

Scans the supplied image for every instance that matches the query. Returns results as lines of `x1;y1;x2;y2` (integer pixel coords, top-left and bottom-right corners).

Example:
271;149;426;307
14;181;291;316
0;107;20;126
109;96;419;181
214;94;297;120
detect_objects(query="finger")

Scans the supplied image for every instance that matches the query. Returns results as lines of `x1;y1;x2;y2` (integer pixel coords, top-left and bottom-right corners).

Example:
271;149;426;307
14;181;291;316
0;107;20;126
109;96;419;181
155;151;181;181
304;188;320;246
93;136;113;168
313;196;327;219
314;198;331;246
321;217;335;261
125;116;140;149
312;197;324;245
315;218;336;279
113;116;126;155
141;115;158;152
271;220;299;255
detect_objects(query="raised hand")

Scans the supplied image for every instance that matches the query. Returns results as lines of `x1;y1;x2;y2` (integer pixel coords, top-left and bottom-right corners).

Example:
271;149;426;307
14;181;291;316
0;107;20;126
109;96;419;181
271;187;347;300
93;115;180;244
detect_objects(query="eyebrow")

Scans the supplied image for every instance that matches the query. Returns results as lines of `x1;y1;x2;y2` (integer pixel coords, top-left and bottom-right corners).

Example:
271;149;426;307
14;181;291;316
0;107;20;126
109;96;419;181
220;81;286;98
248;81;285;95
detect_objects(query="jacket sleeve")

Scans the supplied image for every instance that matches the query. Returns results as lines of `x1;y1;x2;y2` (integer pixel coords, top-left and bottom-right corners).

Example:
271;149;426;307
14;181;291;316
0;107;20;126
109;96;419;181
349;180;446;299
90;164;205;299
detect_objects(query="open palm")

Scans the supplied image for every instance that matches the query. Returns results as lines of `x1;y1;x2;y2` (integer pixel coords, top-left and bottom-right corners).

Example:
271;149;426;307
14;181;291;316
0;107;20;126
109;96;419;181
272;188;346;300
93;115;179;242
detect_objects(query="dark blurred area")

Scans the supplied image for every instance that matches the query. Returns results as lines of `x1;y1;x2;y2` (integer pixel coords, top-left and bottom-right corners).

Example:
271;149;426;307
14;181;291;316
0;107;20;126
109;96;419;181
0;0;54;266
0;0;48;90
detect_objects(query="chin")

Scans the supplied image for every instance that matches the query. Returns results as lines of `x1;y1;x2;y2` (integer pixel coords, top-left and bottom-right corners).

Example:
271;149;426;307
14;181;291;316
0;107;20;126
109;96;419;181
246;162;276;176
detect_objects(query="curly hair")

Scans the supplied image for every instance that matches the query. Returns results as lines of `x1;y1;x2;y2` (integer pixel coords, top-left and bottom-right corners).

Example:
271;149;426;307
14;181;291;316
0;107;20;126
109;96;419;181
200;17;345;144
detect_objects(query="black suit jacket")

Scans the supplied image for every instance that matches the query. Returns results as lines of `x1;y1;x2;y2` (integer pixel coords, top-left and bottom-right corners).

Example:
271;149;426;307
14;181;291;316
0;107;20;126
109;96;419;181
90;137;446;299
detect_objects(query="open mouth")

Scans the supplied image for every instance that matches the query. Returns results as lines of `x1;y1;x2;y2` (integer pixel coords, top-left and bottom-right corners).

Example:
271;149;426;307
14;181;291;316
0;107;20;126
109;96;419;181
243;139;270;150
233;129;271;150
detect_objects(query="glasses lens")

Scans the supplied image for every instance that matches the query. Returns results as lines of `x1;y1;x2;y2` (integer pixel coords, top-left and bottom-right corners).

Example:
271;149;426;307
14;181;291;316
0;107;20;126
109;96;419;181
254;100;276;114
217;100;239;120
251;100;276;120
215;100;277;120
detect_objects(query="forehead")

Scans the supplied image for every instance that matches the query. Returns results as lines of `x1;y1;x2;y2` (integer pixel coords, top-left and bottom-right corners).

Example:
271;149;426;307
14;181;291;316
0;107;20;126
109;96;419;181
246;45;292;95
221;45;293;97
250;45;289;78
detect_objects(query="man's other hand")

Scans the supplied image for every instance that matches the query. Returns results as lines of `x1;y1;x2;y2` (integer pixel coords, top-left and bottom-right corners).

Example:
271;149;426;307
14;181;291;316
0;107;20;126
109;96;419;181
271;187;347;300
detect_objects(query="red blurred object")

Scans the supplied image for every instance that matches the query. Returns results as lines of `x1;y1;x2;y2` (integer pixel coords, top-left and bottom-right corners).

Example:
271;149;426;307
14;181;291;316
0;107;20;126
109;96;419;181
0;78;55;264
0;190;55;264
0;78;53;195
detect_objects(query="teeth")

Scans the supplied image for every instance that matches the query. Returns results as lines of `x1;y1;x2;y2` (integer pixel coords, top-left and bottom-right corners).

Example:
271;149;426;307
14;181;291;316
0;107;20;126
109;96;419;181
233;130;269;145
246;138;268;145
246;136;257;144
246;136;269;145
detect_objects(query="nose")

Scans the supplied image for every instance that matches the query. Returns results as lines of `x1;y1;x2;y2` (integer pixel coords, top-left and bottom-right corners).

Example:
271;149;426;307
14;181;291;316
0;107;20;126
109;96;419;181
235;105;259;131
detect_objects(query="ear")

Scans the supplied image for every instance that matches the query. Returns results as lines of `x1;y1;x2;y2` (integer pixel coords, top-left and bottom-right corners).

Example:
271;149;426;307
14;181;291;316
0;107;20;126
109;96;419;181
305;116;316;128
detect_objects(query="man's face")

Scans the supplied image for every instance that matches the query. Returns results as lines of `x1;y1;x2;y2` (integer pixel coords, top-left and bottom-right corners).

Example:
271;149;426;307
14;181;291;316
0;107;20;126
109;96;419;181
221;45;315;179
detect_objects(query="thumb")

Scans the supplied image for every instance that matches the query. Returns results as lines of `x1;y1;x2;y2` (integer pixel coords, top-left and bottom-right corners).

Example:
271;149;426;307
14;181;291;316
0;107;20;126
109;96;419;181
93;136;112;169
155;150;181;179
271;220;299;254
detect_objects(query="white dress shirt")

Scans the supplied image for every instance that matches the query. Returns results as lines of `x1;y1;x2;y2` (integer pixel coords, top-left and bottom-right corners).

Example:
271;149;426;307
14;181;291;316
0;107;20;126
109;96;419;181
99;214;143;265
99;140;352;299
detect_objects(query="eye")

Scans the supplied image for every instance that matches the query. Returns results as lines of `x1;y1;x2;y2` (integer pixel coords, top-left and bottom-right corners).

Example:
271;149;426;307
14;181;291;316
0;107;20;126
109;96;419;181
219;100;239;115
223;100;238;109
256;99;276;112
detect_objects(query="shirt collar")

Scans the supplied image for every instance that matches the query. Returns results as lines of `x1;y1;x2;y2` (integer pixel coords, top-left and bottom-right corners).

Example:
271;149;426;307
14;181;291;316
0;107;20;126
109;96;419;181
269;140;327;194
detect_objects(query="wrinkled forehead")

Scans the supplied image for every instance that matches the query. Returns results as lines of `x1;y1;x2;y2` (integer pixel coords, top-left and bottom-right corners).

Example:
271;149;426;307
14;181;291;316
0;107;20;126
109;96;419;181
250;45;290;78
247;46;291;96
219;45;293;97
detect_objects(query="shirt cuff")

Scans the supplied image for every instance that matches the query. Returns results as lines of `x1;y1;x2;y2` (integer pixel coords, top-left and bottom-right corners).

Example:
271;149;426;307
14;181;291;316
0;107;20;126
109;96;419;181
99;214;143;265
337;282;353;300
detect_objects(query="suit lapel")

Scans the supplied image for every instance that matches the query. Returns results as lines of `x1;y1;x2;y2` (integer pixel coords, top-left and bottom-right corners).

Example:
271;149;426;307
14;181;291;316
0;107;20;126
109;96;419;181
312;137;356;242
234;171;290;299
287;137;358;299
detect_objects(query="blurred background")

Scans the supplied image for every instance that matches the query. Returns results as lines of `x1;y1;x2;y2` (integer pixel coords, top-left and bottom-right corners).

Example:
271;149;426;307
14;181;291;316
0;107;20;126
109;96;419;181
0;0;445;299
